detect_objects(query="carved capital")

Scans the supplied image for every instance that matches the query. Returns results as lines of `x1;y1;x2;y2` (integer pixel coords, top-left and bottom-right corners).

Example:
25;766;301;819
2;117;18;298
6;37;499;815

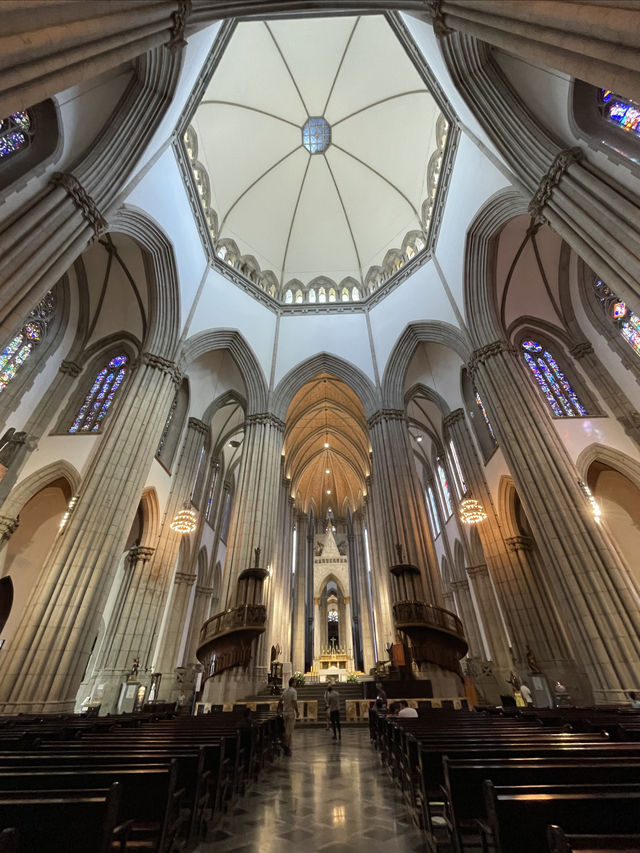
128;546;155;565
167;0;192;51
569;341;594;360
187;417;208;436
245;412;285;431
465;563;489;578
506;535;533;552
528;147;582;226
367;408;406;430
450;578;470;591
51;172;107;238
175;571;197;586
139;352;182;385
425;0;453;38
196;585;216;596
468;340;515;377
443;408;465;429
59;359;82;378
0;515;19;541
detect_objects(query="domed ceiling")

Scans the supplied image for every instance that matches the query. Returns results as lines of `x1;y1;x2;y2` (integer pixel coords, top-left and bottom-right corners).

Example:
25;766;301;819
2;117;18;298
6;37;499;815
182;14;452;305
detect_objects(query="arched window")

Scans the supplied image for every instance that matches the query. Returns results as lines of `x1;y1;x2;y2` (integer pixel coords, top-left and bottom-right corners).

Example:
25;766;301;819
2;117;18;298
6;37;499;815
599;89;640;142
573;81;640;168
475;390;496;443
448;439;467;499
341;287;349;302
295;289;303;304
285;290;293;304
69;354;129;433
0;290;56;394
156;378;189;470
0;112;33;162
318;287;326;303
521;339;587;417
308;289;316;303
351;287;359;301
437;462;453;518
426;485;441;537
594;278;640;358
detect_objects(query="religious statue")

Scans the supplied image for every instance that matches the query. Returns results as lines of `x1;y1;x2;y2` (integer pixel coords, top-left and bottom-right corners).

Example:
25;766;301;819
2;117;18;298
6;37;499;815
395;543;404;563
128;658;140;681
314;541;324;557
253;546;261;567
526;644;541;673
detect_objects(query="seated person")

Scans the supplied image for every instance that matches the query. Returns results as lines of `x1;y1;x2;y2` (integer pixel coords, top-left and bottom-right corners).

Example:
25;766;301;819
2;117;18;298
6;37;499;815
397;700;418;718
629;690;640;709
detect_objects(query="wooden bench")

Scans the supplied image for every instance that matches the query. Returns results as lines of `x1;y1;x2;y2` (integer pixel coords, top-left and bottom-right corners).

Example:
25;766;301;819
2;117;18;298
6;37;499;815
547;824;640;852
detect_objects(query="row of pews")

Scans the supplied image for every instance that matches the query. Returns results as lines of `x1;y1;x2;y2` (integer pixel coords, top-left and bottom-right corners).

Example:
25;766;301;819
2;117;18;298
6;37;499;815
0;708;282;852
371;706;640;853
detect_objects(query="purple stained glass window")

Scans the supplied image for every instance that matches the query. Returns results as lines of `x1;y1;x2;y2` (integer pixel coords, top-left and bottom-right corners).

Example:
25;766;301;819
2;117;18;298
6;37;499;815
600;89;640;141
69;354;129;433
0;111;33;161
522;339;586;417
0;291;55;394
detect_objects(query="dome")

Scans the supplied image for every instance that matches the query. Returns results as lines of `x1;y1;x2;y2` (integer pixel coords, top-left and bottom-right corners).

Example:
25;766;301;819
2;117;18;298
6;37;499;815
182;14;452;305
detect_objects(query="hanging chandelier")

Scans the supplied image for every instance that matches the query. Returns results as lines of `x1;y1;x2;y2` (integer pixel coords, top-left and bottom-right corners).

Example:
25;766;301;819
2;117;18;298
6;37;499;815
170;505;197;533
459;498;487;525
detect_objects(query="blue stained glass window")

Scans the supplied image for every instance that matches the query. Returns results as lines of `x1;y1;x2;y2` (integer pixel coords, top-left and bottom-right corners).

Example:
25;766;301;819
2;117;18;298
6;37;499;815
0;111;33;161
427;486;441;537
594;278;640;359
600;89;640;141
437;463;453;518
302;116;331;154
521;339;587;417
0;291;55;394
69;355;128;433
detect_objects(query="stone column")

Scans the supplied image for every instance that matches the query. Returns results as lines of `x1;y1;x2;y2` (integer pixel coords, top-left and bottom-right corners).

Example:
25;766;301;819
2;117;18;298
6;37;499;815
156;570;196;685
470;339;640;693
363;483;395;657
0;1;190;116
313;597;322;662
368;409;443;604
291;512;308;673
145;417;208;675
183;581;215;667
449;577;484;659
429;0;640;103
570;342;640;446
0;352;179;713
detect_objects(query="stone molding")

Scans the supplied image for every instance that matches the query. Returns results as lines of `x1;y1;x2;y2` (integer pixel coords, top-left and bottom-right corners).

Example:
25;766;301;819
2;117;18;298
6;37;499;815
468;340;515;377
528;147;583;227
127;546;155;565
50;172;107;239
367;408;406;429
425;0;453;38
167;0;192;51
505;535;533;552
187;417;208;436
139;352;182;385
195;585;215;596
244;412;286;431
175;572;197;586
465;563;489;577
450;578;470;591
443;407;465;429
59;360;82;378
569;342;595;360
0;515;19;541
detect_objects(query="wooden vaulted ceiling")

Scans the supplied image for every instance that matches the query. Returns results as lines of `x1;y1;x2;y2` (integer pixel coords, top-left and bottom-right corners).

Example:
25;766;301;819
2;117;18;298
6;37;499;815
284;373;370;517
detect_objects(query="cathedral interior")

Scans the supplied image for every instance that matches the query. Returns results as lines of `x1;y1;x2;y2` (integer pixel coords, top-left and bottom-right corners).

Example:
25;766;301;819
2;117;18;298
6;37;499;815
0;0;640;722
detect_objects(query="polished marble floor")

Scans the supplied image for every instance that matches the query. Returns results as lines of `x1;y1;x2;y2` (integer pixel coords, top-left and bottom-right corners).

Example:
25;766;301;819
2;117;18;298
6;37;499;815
196;727;425;853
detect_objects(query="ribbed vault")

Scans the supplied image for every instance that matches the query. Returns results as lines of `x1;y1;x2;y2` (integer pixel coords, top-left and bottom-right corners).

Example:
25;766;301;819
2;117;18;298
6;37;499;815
284;373;370;517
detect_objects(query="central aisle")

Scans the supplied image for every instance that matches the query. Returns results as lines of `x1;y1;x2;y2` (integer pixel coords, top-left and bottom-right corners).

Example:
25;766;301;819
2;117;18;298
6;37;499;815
197;727;424;853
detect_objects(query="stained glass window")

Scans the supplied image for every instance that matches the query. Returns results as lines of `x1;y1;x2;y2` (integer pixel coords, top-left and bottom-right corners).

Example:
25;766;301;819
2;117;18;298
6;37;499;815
0;290;56;394
437;462;453;518
0;111;33;162
474;389;496;444
427;486;441;537
448;439;467;498
157;390;178;458
69;354;129;433
594;278;640;359
302;116;331;154
205;462;220;523
521;339;587;417
600;89;640;141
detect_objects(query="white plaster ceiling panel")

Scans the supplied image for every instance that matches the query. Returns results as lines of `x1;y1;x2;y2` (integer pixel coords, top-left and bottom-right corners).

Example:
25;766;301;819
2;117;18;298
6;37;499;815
186;14;446;297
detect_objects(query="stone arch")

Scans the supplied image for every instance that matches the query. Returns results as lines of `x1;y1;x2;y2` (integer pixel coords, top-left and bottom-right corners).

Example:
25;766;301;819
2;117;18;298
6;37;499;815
464;189;529;347
108;206;182;356
314;570;347;600
2;459;81;521
497;475;520;540
201;388;247;427
139;487;160;550
576;443;640;495
196;546;208;581
454;539;466;578
181;329;268;414
404;382;451;418
382;321;471;409
272;353;379;420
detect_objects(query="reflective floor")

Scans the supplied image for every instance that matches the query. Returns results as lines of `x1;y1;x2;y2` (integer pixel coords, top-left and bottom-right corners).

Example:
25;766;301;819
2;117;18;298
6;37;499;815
197;727;425;853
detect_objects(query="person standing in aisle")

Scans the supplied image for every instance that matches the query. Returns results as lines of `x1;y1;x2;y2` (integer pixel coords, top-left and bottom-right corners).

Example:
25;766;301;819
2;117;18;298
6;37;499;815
326;684;341;740
280;677;300;756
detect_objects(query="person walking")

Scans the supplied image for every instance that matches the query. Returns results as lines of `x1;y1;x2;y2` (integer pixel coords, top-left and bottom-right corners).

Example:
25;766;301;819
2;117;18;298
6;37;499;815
280;676;300;756
326;684;341;740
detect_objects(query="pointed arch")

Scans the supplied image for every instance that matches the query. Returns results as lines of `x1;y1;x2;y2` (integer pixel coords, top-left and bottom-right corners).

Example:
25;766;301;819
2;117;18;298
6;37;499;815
382;321;471;409
272;353;378;420
2;460;81;521
181;329;268;413
576;443;640;495
139;487;160;550
497;475;520;540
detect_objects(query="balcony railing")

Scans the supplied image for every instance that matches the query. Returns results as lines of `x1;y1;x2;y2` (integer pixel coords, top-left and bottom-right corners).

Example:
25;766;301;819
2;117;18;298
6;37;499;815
393;600;465;640
198;603;267;648
196;603;267;680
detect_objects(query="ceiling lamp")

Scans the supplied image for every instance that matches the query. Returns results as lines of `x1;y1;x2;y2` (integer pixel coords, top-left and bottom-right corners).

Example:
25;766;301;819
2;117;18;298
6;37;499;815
459;498;487;525
170;505;197;534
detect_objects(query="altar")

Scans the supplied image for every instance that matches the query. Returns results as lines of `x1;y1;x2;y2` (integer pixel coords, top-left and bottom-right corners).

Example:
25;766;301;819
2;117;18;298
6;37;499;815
312;647;353;682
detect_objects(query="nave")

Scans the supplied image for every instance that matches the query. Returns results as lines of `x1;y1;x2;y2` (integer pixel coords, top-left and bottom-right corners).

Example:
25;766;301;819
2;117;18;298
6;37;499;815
197;728;423;853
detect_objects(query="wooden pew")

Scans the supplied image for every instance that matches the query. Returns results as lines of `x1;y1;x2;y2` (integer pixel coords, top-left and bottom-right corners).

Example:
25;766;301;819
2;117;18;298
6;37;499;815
547;824;640;852
483;782;640;853
0;783;122;853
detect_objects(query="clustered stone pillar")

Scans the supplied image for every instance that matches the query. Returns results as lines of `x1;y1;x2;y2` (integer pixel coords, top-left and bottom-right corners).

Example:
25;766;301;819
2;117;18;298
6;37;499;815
182;579;216;668
0;353;179;713
291;512;308;674
470;340;640;694
449;577;484;659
